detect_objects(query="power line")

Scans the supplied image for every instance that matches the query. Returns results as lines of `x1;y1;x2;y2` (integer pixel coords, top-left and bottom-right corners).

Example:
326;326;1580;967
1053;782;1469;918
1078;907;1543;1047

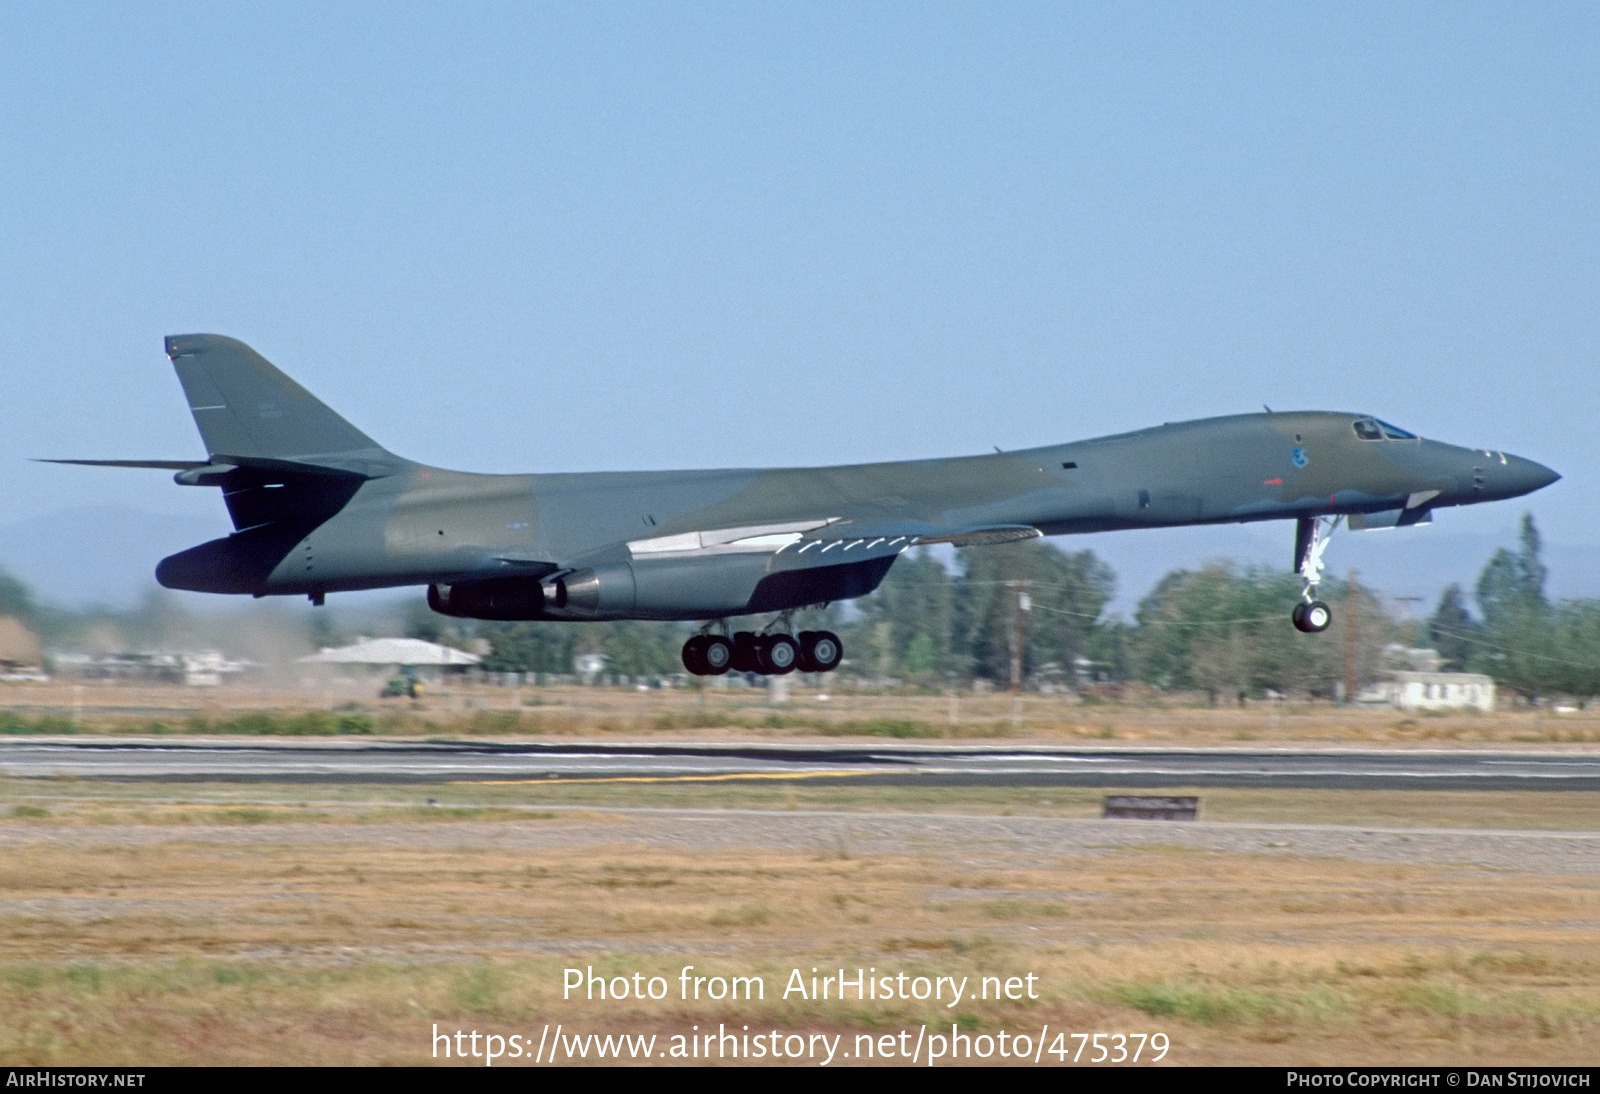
1028;602;1285;626
1430;624;1600;673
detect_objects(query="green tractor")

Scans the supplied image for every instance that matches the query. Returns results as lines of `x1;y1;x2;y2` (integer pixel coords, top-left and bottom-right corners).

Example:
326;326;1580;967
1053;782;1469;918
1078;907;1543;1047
380;667;423;699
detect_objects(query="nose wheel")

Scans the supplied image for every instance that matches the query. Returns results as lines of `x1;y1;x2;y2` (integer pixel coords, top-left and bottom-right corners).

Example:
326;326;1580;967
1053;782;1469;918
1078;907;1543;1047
1292;600;1332;633
1292;515;1340;633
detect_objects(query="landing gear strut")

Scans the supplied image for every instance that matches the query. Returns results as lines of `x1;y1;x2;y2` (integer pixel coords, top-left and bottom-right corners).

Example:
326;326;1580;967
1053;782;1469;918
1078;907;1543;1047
1292;515;1338;633
681;626;843;676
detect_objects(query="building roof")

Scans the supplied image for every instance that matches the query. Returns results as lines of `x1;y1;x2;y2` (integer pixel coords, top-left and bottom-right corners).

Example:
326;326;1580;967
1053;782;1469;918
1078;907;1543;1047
298;637;482;666
1388;670;1495;686
0;616;41;666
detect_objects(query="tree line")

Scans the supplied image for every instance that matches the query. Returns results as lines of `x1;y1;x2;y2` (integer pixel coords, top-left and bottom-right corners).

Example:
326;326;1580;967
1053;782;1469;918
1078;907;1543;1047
1428;515;1600;699
3;512;1591;699
469;540;1391;699
470;516;1600;700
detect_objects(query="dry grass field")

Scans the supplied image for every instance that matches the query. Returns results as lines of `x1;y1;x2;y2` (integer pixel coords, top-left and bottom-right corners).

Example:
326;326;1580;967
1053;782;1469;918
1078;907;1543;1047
8;675;1600;747
1;682;1597;1066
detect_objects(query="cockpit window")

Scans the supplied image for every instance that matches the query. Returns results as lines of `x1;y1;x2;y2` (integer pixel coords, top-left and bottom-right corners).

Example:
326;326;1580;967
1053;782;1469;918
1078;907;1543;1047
1353;418;1417;441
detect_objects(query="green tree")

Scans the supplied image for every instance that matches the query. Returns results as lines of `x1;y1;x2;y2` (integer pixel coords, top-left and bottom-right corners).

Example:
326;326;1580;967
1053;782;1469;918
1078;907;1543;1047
599;620;685;679
1132;563;1389;701
1428;584;1479;672
478;621;578;675
404;599;445;644
1541;601;1600;698
953;541;1114;685
1477;514;1547;626
846;549;956;681
1474;514;1555;695
1082;618;1133;683
0;568;39;622
477;620;686;679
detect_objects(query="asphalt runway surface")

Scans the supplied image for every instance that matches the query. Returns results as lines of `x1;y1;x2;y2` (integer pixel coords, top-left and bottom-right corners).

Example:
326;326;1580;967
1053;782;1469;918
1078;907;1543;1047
3;737;1598;790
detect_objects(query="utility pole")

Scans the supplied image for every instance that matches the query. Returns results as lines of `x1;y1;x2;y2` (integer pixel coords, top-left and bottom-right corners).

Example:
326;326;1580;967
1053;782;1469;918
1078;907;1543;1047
1344;569;1358;704
1011;583;1030;694
1010;579;1030;730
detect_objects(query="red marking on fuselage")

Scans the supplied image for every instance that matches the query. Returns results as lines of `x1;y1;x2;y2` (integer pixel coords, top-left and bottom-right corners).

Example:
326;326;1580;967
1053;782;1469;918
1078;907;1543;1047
1263;478;1282;485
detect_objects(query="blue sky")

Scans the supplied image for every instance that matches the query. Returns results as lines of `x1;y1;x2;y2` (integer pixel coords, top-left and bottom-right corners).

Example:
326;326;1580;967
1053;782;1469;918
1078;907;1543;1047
3;3;1595;608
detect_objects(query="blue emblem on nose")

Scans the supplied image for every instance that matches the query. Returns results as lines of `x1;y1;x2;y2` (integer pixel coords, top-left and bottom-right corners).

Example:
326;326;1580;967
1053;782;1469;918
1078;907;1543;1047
1291;447;1309;468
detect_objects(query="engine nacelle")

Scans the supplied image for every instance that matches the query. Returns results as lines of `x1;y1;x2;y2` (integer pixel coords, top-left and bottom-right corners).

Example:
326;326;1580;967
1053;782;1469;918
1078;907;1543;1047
539;558;763;621
540;563;636;620
428;576;555;620
425;565;643;621
427;552;899;622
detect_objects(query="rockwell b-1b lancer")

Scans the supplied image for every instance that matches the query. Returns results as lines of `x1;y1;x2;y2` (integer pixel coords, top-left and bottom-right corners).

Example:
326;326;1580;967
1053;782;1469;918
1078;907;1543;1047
52;335;1559;675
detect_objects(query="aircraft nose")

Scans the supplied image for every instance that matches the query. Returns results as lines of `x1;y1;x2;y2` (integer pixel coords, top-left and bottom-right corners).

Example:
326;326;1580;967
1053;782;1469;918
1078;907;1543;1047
1496;454;1560;498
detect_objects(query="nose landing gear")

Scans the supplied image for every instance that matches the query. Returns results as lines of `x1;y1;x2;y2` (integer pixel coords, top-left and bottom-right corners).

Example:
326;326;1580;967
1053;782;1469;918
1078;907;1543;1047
1291;600;1332;633
1292;514;1339;633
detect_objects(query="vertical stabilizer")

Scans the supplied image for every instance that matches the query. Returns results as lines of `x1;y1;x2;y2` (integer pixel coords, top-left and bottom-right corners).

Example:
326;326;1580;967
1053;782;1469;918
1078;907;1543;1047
164;334;390;463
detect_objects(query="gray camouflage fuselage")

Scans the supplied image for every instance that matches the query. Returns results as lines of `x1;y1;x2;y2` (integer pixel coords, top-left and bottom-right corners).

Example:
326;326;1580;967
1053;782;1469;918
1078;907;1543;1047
68;336;1559;623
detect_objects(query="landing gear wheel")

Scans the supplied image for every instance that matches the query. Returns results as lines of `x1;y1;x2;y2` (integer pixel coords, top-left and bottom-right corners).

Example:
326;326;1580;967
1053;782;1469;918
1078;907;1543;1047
798;630;843;673
760;634;799;675
681;635;709;675
730;632;760;674
1292;601;1332;633
701;635;733;674
683;635;732;675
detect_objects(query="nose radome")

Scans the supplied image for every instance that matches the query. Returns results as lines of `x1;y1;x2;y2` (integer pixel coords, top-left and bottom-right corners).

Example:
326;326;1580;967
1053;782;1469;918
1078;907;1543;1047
1504;454;1560;497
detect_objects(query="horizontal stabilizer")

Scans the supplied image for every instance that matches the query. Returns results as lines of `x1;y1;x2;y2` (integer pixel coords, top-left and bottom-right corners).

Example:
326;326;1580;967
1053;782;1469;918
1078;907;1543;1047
35;458;208;471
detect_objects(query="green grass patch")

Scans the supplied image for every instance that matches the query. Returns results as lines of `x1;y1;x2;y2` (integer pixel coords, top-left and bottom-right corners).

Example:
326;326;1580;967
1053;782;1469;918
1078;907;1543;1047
982;900;1071;919
709;904;772;927
451;964;508;1014
191;710;375;736
820;718;939;739
1397;983;1491;1018
0;713;77;735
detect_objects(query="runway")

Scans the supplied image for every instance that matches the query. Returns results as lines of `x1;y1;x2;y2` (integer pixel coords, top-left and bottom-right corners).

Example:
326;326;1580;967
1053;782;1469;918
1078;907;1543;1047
3;737;1598;789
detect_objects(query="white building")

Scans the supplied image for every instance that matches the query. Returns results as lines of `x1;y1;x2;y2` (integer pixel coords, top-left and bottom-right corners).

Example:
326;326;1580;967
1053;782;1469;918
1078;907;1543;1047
298;637;481;682
1359;671;1496;713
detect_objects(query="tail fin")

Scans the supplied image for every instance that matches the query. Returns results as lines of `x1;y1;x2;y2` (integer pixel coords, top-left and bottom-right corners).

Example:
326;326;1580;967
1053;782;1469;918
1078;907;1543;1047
164;334;392;466
153;335;391;594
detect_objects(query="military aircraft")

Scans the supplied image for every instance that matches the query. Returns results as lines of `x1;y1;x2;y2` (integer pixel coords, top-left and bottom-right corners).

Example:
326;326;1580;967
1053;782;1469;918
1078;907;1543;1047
51;334;1558;676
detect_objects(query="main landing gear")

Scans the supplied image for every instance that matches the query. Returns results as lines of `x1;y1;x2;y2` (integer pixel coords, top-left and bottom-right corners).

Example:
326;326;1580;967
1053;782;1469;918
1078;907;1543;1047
1292;514;1339;633
681;629;843;676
